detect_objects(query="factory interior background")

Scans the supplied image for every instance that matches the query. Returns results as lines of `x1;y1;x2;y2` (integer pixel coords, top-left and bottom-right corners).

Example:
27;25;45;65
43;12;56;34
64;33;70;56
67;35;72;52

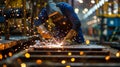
0;0;120;67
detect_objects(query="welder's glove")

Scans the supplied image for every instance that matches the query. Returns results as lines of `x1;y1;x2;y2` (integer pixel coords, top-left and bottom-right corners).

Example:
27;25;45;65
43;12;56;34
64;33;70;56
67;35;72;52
62;39;72;45
62;29;77;45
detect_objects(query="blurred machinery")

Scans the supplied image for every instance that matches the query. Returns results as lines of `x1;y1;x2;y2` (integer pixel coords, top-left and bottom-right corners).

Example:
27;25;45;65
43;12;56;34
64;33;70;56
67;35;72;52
0;0;35;39
0;0;70;40
0;9;5;23
96;0;120;42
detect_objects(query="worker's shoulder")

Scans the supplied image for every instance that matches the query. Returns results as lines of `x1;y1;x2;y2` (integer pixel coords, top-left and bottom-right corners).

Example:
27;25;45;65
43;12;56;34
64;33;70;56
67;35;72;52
57;2;68;4
56;2;72;9
56;2;71;7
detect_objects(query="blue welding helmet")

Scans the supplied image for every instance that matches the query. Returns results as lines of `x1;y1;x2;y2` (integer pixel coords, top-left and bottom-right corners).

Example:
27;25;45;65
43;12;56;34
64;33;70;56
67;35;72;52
46;0;63;16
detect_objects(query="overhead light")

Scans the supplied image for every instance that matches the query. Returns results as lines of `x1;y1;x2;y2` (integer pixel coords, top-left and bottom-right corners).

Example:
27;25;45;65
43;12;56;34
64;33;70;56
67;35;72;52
108;12;112;15
74;8;79;14
93;16;97;19
78;0;83;3
82;8;88;14
113;10;118;14
91;0;95;4
83;0;109;19
82;10;86;14
84;8;88;12
16;9;18;12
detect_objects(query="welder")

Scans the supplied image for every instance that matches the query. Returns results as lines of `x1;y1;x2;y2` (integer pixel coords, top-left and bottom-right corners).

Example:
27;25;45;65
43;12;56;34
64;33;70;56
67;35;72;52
34;0;84;45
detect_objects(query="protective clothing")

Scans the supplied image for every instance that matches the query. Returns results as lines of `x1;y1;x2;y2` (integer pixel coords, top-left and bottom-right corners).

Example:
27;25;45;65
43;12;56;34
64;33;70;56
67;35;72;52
34;2;84;44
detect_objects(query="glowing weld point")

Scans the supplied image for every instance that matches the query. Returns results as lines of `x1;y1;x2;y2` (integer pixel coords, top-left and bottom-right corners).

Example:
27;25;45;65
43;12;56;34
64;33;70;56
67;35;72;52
57;42;63;46
45;43;62;48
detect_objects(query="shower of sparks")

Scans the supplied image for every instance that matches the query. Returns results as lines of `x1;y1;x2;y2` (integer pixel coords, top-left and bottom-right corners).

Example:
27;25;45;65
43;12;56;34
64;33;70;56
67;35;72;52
34;37;64;48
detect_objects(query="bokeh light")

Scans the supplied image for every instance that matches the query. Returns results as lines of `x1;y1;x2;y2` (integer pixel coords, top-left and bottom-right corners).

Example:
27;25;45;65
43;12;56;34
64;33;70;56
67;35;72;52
8;52;13;57
86;40;90;45
21;63;26;67
36;59;42;64
3;64;7;67
116;52;120;58
71;58;75;62
80;51;84;55
66;65;71;67
61;60;66;64
0;54;3;60
105;56;110;61
25;53;30;58
68;52;72;56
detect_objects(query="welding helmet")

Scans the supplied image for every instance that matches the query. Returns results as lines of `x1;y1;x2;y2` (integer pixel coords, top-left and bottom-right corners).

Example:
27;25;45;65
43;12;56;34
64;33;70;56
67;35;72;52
46;0;63;15
46;0;65;24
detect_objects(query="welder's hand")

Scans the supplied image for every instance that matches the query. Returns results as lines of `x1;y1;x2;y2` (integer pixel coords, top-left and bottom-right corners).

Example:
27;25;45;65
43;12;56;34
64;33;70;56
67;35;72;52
61;29;77;46
61;39;72;46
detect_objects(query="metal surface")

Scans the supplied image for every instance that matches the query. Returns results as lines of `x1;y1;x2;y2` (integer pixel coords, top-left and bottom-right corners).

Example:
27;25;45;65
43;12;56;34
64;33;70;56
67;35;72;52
1;44;120;67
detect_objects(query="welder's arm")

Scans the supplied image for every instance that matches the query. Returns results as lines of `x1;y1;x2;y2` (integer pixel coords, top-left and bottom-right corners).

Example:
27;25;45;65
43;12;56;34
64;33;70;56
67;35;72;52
61;4;81;45
56;2;84;44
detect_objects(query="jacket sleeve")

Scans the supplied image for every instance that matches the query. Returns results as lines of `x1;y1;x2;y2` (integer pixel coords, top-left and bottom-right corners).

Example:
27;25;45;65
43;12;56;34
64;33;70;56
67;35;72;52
65;5;81;32
64;6;85;43
56;2;81;32
34;8;48;26
57;2;84;43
